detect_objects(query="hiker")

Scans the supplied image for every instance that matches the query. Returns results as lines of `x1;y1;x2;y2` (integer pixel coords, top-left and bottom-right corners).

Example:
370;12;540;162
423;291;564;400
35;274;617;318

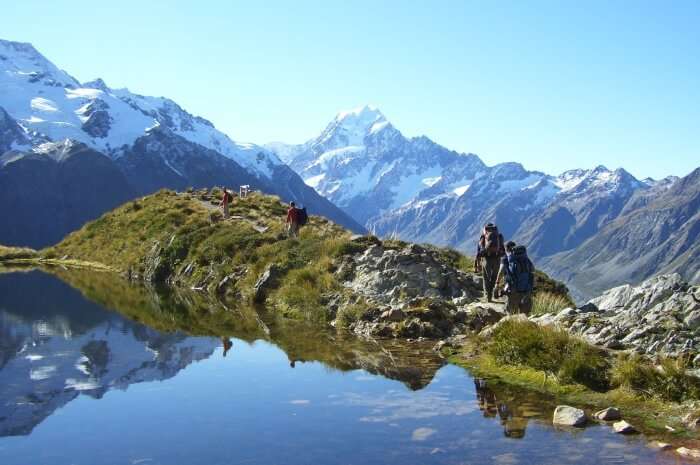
496;241;535;315
220;187;233;219
286;201;300;238
475;223;505;302
285;202;308;238
222;338;233;357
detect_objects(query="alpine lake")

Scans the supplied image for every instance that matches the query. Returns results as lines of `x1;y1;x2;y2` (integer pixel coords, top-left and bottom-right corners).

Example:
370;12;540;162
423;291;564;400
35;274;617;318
0;268;684;465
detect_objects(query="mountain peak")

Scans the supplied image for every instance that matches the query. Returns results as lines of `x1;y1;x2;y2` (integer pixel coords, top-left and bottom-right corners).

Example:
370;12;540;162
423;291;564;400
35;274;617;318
335;104;384;122
0;38;79;87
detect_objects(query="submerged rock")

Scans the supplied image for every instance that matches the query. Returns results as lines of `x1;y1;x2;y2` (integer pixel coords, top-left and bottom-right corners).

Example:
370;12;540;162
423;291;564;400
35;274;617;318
552;405;587;427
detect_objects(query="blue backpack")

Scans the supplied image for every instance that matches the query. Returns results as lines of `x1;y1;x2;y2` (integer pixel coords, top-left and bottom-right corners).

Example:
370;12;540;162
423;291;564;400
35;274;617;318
507;246;534;293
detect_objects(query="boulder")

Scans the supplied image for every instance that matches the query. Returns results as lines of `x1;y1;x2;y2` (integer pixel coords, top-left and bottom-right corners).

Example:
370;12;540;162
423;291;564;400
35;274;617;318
677;447;700;459
612;420;636;434
381;308;406;322
552;405;587;427
594;407;621;421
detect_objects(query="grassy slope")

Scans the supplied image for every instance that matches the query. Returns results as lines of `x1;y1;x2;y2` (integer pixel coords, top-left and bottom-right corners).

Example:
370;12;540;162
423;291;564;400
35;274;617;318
2;188;573;323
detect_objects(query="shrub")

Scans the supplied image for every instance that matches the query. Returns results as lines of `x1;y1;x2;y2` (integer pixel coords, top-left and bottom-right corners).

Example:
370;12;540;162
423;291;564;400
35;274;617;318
486;319;609;391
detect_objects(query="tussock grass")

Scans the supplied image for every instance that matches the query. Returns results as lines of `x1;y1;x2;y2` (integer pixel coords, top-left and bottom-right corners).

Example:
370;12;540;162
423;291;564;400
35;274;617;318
530;291;572;316
611;354;700;402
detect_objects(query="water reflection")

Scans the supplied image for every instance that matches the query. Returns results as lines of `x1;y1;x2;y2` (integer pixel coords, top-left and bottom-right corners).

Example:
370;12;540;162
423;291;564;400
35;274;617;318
0;270;218;437
0;268;682;465
0;268;445;438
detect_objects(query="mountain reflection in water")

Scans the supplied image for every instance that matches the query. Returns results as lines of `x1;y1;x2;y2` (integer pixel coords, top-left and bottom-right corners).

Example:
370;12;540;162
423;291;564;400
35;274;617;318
0;269;681;465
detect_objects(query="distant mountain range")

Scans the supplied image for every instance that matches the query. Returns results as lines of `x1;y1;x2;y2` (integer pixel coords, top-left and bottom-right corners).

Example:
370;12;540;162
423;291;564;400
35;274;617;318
1;38;696;299
0;39;363;247
268;106;698;300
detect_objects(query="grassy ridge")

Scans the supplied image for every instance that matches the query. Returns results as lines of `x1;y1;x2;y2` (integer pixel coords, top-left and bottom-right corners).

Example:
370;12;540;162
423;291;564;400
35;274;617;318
2;188;573;325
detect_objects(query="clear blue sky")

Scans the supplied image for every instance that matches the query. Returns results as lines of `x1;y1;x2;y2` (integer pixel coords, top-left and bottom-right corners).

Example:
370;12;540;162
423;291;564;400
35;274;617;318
3;0;699;179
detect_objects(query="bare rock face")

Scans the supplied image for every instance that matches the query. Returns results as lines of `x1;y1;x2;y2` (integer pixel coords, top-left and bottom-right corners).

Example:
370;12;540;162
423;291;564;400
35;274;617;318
340;243;480;305
531;274;700;361
334;242;484;339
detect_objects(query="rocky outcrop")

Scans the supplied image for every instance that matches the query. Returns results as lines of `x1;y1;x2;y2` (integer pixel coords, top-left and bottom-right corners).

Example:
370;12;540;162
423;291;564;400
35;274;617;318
531;274;700;360
332;242;486;339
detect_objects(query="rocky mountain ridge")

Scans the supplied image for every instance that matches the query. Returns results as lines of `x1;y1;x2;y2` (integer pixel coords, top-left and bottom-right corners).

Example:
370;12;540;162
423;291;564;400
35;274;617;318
0;38;363;247
268;106;698;300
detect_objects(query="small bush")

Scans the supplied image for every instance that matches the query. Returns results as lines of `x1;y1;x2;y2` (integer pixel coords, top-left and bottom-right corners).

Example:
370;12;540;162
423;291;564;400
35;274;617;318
531;292;572;316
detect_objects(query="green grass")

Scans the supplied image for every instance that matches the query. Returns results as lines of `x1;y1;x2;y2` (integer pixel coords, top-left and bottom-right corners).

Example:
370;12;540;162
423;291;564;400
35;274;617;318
530;291;573;316
610;354;700;403
486;319;610;391
0;245;38;260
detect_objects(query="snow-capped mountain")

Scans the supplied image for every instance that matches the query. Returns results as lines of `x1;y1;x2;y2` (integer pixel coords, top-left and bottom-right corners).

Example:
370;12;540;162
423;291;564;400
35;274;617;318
268;105;487;224
269;106;695;300
0;39;364;247
0;39;280;177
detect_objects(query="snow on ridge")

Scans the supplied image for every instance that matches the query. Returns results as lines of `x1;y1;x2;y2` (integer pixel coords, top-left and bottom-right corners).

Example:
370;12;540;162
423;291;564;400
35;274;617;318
0;39;282;179
305;173;325;189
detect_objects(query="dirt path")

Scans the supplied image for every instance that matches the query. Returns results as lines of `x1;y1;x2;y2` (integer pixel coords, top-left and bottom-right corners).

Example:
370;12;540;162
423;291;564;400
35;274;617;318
187;194;271;233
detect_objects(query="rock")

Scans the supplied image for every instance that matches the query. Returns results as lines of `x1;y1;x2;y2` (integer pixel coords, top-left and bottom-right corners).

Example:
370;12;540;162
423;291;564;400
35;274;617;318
577;302;599;313
648;441;672;450
462;302;505;332
381;308;406;322
677;447;700;459
552;405;587;427
541;274;700;358
612;420;637;434
594;407;621;421
253;264;282;303
685;311;700;330
480;314;528;338
682;412;700;429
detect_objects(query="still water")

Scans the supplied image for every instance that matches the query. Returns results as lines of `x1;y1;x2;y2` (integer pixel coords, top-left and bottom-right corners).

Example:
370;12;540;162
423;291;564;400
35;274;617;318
0;270;682;464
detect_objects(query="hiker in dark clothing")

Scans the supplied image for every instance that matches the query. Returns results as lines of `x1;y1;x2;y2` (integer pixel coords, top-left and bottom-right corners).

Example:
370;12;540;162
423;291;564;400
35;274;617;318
286;201;300;238
475;223;505;302
222;338;233;357
496;241;535;314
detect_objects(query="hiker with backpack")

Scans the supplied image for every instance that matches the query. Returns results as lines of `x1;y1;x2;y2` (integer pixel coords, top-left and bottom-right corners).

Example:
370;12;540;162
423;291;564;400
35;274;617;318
285;201;308;238
475;223;505;302
497;241;535;314
220;187;233;219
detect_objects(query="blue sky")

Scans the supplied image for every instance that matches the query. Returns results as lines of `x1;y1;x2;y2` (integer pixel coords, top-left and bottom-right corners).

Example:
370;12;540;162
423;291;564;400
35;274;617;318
3;0;698;179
